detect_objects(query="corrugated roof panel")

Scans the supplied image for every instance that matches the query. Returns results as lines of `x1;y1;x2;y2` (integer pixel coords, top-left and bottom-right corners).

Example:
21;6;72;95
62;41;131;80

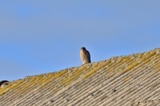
0;48;160;106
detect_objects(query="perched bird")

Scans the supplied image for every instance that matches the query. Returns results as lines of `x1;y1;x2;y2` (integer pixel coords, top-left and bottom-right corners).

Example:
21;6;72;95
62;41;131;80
0;80;9;88
80;47;91;64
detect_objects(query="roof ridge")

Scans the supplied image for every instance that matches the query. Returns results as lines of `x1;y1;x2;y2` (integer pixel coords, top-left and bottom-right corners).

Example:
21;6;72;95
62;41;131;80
7;48;160;83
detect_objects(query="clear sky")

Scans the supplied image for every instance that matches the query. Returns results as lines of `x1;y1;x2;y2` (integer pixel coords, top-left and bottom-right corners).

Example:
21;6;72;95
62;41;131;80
0;0;160;81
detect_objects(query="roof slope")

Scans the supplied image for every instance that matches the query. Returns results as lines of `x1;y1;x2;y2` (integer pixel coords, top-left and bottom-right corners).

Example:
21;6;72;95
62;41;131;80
1;48;160;106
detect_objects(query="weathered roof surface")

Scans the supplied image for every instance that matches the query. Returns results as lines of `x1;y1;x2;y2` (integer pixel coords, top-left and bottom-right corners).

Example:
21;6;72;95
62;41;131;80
1;48;160;106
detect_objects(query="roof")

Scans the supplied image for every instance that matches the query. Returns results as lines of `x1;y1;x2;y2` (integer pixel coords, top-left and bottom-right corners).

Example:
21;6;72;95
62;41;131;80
0;48;160;106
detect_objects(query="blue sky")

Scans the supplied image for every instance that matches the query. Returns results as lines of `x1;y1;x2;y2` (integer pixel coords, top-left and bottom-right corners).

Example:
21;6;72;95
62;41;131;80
0;0;160;81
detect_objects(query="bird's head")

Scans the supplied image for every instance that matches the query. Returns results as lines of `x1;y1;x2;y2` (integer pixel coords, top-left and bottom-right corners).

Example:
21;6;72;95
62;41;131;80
81;47;86;50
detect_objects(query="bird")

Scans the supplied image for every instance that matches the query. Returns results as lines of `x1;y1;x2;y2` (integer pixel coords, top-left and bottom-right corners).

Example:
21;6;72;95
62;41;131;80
80;47;91;64
0;80;9;88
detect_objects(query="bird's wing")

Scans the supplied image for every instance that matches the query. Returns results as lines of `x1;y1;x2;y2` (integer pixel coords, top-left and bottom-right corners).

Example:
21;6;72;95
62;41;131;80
86;50;91;62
